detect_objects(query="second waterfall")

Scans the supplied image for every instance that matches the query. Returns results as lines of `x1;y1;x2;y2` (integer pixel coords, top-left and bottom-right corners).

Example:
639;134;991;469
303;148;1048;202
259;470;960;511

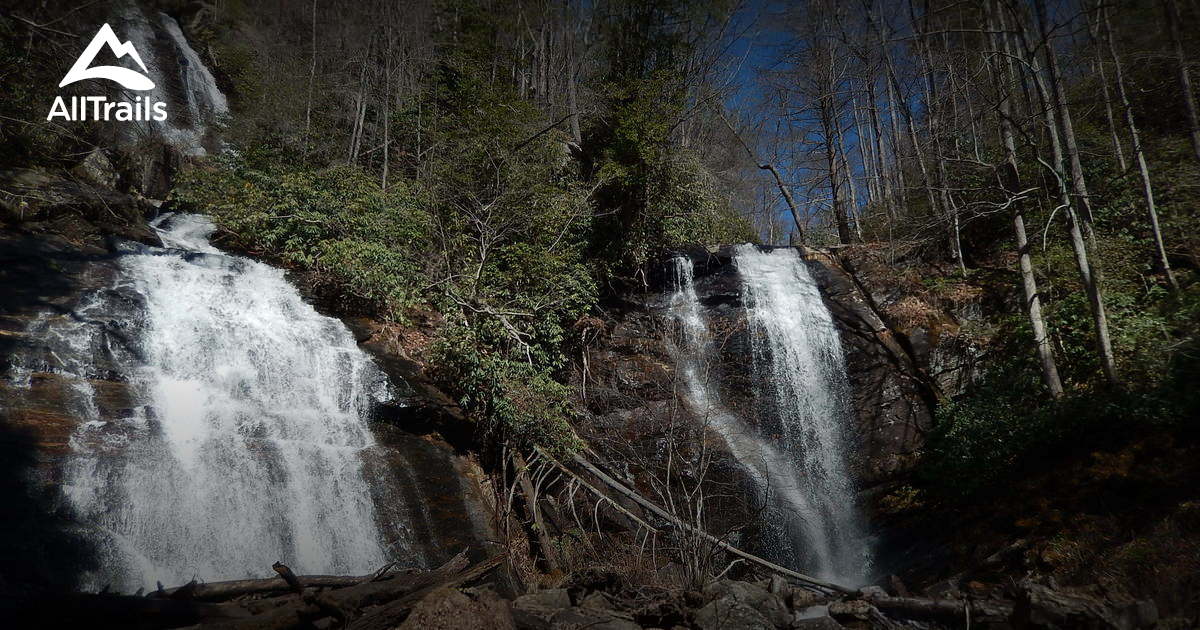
668;245;872;586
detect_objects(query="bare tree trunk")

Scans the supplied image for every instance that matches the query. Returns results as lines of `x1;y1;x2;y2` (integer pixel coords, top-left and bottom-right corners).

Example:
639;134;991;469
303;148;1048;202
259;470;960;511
514;452;561;574
910;1;963;272
567;36;582;145
722;115;806;243
1088;11;1127;171
1164;0;1200;162
381;21;392;190
1105;6;1180;293
989;0;1064;398
895;65;938;221
304;0;318;145
852;96;877;208
865;77;893;216
836;106;862;238
884;73;908;204
1029;0;1122;386
821;95;852;244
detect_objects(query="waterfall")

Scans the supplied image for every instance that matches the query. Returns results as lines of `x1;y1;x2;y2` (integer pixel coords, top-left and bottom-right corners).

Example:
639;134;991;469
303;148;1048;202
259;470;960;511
668;251;871;586
114;3;228;156
735;245;871;585
30;214;390;592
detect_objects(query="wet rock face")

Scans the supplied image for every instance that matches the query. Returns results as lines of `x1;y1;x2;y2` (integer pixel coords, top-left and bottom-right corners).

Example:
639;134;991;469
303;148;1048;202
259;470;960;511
567;295;760;546
0;231;138;456
648;247;947;489
363;426;500;571
0;231;132;592
802;253;936;486
1;169;162;247
324;315;501;571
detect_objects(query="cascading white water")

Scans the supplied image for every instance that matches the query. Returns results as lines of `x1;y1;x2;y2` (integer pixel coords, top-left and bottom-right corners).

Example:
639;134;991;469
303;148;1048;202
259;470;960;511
115;3;228;156
667;251;871;586
53;213;390;592
735;244;871;585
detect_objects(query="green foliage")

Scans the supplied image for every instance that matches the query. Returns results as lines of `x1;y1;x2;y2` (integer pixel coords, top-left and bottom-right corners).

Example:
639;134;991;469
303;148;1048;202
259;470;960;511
174;39;610;450
587;71;754;284
430;324;581;452
174;151;431;318
923;382;1193;500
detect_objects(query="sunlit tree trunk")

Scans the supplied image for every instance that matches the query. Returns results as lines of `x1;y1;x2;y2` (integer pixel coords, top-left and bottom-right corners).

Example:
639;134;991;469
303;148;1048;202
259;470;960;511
1087;11;1127;172
1028;0;1121;386
989;0;1064;398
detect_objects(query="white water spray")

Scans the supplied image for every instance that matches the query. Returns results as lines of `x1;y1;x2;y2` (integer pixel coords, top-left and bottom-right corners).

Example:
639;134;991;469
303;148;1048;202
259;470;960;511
668;250;872;586
736;245;871;585
52;214;389;591
114;3;228;156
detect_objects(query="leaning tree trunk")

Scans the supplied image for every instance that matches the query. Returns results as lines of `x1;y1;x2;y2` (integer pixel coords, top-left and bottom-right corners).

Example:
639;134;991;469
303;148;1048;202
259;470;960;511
1163;0;1200;163
885;74;908;206
836;106;862;238
1034;0;1122;386
990;0;1064;398
821;95;852;244
866;77;895;216
1105;5;1181;293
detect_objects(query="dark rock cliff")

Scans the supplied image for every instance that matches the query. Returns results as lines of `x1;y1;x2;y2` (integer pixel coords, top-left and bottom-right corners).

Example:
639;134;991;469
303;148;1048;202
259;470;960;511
579;245;977;490
568;244;983;575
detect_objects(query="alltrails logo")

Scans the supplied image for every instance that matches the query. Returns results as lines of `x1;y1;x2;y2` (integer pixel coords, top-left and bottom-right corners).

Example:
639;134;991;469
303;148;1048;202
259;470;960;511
47;23;167;122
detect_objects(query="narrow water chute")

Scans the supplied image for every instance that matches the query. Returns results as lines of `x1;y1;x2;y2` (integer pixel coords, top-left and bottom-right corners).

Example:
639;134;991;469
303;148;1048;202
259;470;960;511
667;248;873;586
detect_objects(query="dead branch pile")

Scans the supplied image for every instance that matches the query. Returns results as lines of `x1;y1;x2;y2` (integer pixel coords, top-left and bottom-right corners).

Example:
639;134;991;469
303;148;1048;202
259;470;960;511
14;550;502;630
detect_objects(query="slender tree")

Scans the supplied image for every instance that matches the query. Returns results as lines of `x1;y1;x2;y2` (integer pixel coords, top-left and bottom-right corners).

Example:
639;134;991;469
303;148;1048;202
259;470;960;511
989;0;1064;397
1032;0;1121;386
1163;0;1200;162
1103;4;1181;293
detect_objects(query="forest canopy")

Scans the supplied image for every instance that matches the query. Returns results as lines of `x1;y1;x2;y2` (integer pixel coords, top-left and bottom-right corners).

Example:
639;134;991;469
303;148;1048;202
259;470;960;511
3;0;1196;476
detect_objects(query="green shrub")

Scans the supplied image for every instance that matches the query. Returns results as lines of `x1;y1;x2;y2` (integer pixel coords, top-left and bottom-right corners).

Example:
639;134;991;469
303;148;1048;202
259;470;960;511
922;382;1191;500
173;151;431;319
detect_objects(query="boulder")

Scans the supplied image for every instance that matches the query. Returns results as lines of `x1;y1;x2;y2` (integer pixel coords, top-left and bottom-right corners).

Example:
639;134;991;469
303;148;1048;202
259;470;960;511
857;586;888;599
549;607;640;630
694;596;775;630
827;599;874;622
399;587;515;630
788;588;828;611
790;615;844;629
0;168;160;246
703;580;790;627
513;589;573;630
577;591;634;620
71;149;118;189
768;575;788;595
1014;579;1137;629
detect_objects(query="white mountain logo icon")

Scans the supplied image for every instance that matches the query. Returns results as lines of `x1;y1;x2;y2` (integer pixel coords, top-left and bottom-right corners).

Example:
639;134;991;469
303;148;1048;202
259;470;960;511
59;23;155;91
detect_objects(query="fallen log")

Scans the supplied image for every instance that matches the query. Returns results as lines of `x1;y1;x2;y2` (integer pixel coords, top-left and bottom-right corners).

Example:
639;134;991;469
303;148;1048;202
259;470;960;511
514;451;562;573
536;448;660;533
272;561;349;625
861;593;1014;625
348;553;505;630
192;550;488;630
10;592;251;629
157;569;398;601
561;449;852;594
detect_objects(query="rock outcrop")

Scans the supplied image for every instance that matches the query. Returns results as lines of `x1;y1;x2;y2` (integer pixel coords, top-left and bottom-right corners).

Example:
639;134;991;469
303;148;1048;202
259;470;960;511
596;245;974;490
